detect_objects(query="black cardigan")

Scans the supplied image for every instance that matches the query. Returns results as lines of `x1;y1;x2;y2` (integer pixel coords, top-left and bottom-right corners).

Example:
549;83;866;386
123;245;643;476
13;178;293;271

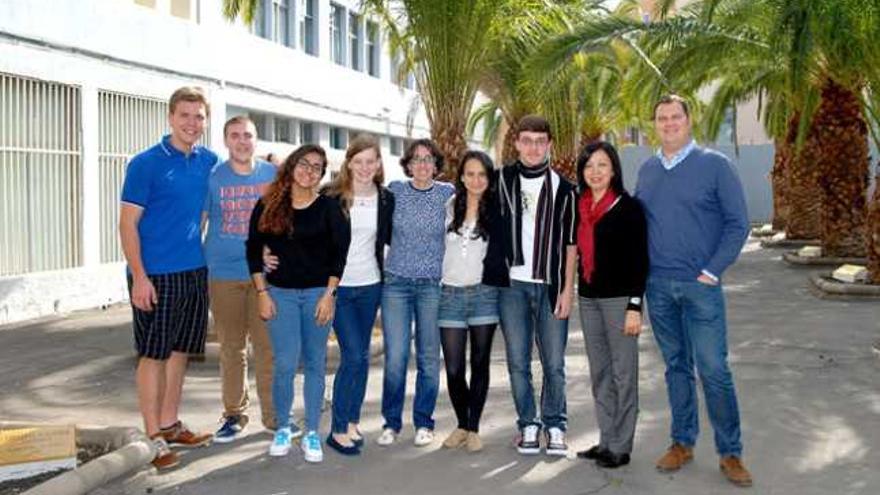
576;192;649;312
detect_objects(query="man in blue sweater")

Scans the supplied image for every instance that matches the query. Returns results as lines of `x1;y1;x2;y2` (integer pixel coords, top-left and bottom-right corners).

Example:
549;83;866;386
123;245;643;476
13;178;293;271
635;95;752;487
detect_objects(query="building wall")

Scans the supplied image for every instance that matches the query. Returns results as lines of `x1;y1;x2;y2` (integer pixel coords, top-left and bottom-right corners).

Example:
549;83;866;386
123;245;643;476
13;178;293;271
0;0;440;325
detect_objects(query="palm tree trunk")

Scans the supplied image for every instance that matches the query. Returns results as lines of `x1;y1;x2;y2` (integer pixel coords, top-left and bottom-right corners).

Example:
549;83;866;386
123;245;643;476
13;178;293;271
867;162;880;283
811;79;869;258
501;121;519;166
552;153;577;182
785;116;822;240
770;136;791;231
431;110;469;181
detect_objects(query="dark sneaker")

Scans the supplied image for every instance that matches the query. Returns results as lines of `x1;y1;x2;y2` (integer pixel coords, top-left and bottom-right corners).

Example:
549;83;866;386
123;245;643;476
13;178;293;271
214;415;247;444
517;425;540;455
150;436;180;470
544;427;568;456
161;421;213;448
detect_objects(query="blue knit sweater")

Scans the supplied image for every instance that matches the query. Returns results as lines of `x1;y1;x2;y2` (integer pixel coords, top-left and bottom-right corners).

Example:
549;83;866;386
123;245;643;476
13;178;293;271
634;146;749;281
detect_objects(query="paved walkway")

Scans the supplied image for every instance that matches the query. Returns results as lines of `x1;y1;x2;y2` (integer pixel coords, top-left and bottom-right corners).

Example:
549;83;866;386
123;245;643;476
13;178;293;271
1;239;878;494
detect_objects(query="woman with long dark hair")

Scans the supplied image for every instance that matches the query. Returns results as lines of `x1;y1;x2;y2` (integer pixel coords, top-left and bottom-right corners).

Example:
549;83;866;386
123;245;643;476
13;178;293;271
438;150;508;453
246;144;350;463
574;141;648;469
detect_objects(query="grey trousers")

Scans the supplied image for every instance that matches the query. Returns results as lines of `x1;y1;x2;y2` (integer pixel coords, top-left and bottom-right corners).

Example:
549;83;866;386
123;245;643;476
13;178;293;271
578;296;639;454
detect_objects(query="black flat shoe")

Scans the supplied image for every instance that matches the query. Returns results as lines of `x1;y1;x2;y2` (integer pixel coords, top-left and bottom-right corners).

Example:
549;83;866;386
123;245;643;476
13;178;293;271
326;434;361;456
576;445;609;460
596;452;630;468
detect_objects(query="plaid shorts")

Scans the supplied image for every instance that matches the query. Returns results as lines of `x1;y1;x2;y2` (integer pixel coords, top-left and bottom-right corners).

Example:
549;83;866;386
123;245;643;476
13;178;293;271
128;267;209;360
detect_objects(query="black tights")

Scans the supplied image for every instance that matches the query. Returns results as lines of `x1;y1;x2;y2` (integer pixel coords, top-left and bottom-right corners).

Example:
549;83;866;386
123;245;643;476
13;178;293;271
440;324;496;432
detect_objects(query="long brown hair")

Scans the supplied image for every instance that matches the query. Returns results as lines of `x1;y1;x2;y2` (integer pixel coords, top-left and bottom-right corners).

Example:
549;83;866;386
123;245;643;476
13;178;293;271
322;134;384;214
258;144;327;234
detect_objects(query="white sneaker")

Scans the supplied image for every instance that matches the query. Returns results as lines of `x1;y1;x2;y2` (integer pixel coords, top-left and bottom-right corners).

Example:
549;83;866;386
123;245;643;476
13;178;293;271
414;428;434;447
545;427;568;456
268;427;292;457
517;425;541;455
301;431;323;463
377;427;397;446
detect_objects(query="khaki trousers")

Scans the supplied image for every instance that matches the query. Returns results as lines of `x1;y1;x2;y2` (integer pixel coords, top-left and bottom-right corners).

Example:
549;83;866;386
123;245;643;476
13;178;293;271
209;280;274;429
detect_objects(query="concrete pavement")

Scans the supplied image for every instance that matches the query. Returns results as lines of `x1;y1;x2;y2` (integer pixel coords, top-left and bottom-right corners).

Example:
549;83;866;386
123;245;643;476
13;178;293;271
1;239;878;494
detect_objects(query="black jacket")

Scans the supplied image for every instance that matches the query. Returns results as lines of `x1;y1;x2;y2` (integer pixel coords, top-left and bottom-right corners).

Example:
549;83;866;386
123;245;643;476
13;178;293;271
497;164;578;310
576;192;648;312
480;199;510;287
324;187;395;279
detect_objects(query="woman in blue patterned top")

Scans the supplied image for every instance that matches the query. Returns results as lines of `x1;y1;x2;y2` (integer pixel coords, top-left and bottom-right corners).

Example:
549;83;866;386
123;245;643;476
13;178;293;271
377;139;454;448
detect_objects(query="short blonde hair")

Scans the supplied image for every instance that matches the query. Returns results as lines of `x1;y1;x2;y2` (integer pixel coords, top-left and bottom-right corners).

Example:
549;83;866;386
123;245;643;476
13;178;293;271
168;86;210;116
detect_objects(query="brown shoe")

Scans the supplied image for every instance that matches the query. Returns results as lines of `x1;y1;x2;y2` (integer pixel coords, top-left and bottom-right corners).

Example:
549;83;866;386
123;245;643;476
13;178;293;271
150;436;180;470
442;428;469;449
160;421;213;448
656;443;693;472
465;432;483;453
720;456;753;487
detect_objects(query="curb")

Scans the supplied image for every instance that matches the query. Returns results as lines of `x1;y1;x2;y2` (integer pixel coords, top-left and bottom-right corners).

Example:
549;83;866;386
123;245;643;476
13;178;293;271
808;272;880;299
0;422;156;495
782;251;867;267
760;238;820;249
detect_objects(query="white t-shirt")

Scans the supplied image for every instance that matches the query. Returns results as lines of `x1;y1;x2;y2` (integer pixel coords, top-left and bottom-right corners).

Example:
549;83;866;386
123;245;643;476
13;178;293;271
340;194;381;287
510;175;553;283
441;199;487;286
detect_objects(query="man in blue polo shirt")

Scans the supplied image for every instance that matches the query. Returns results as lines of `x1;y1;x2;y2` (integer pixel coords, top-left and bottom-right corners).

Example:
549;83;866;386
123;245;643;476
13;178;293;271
119;86;218;470
635;95;751;487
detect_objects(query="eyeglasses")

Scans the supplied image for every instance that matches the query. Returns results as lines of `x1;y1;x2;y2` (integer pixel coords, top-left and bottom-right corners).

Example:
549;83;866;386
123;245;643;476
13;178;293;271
296;159;324;174
518;137;549;148
410;155;437;166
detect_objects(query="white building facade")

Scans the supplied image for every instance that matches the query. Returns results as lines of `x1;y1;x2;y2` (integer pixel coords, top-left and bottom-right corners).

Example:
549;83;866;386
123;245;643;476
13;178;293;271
0;0;434;325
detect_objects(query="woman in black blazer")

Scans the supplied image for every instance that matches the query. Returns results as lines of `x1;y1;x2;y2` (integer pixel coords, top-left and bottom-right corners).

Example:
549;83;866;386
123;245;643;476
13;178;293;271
574;141;648;468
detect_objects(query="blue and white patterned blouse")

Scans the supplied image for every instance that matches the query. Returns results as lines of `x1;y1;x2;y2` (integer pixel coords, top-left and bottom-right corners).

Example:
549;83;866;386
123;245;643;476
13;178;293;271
385;180;455;279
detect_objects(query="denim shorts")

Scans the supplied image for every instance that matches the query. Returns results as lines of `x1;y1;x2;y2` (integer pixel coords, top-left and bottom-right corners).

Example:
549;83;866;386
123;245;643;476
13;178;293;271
437;284;500;329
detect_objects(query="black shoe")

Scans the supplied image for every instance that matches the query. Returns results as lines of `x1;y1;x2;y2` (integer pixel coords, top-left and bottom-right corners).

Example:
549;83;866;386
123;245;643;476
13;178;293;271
326;434;361;456
577;445;609;460
596;452;630;469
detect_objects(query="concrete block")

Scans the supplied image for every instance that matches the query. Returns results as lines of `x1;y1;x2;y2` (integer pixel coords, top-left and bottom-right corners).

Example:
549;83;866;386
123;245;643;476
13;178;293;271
798;246;822;258
832;264;868;284
0;425;76;482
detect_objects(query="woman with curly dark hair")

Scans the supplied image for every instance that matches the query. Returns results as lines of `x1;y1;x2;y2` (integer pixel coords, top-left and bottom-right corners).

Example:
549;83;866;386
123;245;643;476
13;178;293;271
246;144;350;463
438;150;508;453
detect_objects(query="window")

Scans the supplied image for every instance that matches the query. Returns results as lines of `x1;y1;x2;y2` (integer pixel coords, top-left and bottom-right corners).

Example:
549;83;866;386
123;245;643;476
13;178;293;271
330;3;345;65
272;0;290;46
330;126;348;149
298;0;316;55
274;118;292;143
299;121;315;144
349;13;362;70
389;137;403;156
252;0;267;38
251;113;269;139
366;22;380;77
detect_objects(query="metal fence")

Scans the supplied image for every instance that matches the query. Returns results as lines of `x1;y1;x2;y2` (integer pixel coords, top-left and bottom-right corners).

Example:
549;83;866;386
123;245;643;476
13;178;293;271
0;73;82;276
97;91;169;263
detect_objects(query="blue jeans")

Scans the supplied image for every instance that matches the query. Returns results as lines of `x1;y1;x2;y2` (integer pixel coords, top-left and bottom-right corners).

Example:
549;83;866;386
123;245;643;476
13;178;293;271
646;276;742;457
499;280;569;431
267;287;330;433
331;283;382;434
380;272;441;432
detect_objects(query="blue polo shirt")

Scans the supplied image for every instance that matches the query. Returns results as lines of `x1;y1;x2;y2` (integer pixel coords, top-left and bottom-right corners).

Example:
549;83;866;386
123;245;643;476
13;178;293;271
121;135;218;275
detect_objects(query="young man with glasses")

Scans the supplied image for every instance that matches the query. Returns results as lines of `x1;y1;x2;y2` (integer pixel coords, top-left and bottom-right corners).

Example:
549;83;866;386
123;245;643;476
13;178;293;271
496;115;578;456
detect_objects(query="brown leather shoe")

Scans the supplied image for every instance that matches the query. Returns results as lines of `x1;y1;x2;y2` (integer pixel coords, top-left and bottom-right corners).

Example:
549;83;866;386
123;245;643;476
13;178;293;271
720;456;753;487
655;443;694;472
150;436;180;470
160;421;213;448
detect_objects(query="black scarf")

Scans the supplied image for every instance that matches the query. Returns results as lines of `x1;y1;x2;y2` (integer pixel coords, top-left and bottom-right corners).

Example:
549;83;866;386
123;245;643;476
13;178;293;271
514;160;554;281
